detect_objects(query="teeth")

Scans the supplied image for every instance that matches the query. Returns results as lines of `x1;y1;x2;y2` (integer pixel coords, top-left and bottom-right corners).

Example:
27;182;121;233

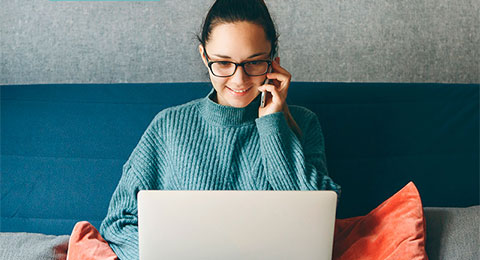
230;87;249;93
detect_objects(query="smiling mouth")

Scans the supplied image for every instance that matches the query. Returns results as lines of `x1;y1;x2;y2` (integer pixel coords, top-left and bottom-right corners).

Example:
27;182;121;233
227;86;252;93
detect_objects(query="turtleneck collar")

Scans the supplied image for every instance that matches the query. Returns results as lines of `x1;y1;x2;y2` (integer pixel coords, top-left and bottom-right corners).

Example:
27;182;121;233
197;87;261;127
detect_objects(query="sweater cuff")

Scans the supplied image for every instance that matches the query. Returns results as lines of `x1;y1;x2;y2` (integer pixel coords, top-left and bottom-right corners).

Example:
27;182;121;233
255;111;290;136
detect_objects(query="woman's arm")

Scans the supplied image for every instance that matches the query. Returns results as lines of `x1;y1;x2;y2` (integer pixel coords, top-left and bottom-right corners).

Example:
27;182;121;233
255;57;340;194
99;164;143;260
255;108;341;195
99;116;165;260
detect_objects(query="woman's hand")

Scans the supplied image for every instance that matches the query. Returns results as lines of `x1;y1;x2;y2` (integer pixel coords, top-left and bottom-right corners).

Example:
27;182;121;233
258;57;292;118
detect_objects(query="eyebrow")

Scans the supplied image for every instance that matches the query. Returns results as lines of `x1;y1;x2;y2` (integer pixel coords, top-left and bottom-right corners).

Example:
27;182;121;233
211;52;269;59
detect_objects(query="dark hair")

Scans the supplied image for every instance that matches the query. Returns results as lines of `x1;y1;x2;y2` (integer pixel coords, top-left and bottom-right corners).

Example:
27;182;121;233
197;0;302;138
197;0;278;58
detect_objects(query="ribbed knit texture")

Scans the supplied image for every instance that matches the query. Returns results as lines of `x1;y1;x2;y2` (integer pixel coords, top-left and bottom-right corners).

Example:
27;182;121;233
99;88;341;260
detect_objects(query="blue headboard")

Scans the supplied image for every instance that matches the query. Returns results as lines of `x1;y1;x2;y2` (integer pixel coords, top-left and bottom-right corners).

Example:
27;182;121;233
1;82;479;235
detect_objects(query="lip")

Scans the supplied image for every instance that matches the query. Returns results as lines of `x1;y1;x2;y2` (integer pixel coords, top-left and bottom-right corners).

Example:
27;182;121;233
226;86;252;96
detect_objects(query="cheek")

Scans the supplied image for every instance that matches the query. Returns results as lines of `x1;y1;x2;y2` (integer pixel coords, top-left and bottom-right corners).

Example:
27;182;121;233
249;76;266;88
209;73;265;88
209;74;228;88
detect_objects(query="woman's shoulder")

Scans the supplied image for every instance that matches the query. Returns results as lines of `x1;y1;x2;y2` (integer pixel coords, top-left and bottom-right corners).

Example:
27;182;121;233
151;98;204;123
286;105;325;135
287;105;318;122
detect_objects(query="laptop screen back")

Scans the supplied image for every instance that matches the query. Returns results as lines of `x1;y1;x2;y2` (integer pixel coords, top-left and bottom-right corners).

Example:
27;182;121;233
138;190;337;260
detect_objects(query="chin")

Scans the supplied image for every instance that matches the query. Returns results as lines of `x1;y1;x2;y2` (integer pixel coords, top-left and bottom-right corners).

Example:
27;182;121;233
218;88;258;108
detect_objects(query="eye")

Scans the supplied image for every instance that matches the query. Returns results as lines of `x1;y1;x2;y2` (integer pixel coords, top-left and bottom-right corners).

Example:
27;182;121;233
248;61;261;65
217;61;232;65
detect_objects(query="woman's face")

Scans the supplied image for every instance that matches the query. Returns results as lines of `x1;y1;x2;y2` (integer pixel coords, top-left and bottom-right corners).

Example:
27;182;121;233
199;21;271;108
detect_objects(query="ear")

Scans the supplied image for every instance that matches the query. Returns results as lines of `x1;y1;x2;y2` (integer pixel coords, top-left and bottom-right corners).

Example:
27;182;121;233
198;44;208;68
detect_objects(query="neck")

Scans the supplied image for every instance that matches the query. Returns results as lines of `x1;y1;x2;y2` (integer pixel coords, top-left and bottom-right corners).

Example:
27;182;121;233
197;88;261;127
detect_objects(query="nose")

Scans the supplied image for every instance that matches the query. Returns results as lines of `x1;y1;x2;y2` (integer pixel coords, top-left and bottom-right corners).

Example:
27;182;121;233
229;65;250;85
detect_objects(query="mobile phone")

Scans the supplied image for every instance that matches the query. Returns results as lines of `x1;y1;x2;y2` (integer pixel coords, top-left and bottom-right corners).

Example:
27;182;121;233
260;58;275;108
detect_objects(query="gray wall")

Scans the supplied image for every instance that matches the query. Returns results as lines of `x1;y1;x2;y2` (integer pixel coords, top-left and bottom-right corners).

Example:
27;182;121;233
1;0;479;84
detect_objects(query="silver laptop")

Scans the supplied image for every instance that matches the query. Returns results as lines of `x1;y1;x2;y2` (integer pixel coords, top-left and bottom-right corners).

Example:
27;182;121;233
138;190;337;260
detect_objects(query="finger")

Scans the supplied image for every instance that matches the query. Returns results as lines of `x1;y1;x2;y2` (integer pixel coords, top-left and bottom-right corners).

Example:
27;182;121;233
267;72;289;83
270;58;288;74
258;84;283;104
266;72;291;91
259;82;287;97
257;83;274;91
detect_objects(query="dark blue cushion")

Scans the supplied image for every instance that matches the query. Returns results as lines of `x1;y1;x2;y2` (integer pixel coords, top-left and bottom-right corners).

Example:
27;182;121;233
1;82;478;235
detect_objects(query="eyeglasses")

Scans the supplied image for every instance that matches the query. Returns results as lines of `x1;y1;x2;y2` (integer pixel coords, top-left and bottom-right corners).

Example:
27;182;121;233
204;49;272;77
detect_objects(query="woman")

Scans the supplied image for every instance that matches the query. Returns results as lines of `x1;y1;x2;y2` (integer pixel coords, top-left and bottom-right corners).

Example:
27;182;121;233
100;0;341;259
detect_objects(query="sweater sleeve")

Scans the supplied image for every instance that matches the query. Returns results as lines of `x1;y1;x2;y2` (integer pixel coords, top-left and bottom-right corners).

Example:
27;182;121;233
255;110;341;196
99;116;165;260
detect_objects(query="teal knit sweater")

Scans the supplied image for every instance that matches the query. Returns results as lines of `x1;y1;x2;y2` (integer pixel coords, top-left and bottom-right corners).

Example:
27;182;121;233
99;88;341;260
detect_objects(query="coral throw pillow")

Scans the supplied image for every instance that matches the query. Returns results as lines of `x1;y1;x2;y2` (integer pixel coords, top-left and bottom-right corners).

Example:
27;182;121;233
67;221;118;260
333;181;428;260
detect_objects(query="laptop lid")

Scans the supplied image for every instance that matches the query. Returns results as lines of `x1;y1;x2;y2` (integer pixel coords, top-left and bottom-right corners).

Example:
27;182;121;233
138;190;337;260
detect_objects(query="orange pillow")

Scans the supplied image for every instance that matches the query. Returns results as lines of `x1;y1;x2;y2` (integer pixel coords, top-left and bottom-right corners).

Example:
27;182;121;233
67;221;118;260
333;181;428;260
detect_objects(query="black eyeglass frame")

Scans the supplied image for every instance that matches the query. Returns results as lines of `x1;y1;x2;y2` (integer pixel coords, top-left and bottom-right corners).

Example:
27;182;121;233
203;49;272;77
